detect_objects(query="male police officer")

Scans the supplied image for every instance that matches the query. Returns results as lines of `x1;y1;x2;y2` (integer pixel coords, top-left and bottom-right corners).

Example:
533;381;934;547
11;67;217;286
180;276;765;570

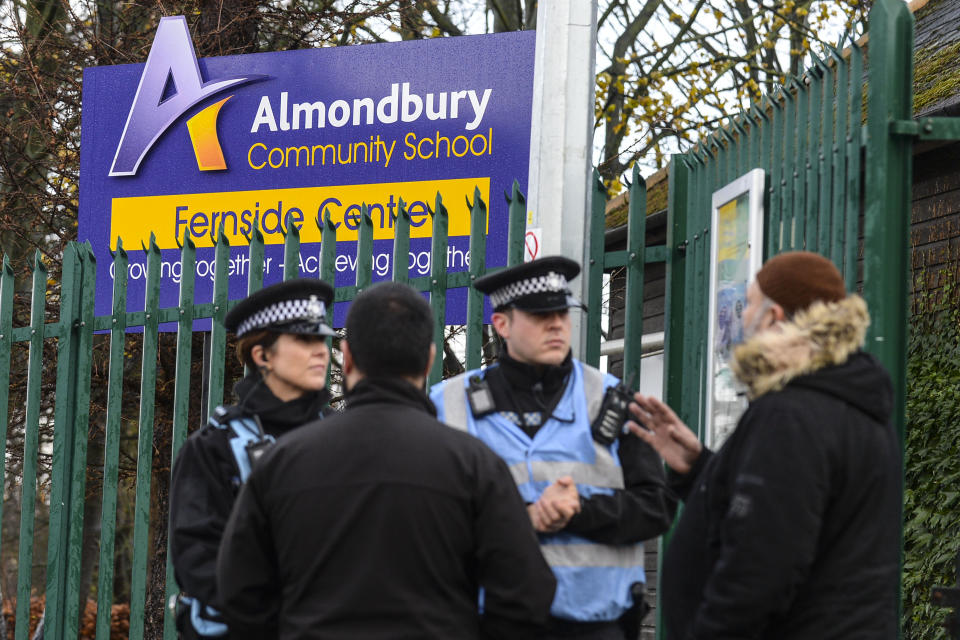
431;256;675;640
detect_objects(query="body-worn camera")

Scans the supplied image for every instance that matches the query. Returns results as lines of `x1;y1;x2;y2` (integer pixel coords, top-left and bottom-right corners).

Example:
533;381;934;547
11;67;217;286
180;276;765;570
245;415;275;469
591;373;636;445
467;375;496;417
245;439;274;468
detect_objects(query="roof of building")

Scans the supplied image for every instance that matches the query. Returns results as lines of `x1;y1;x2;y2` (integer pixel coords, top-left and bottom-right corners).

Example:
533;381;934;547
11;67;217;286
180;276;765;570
913;0;960;117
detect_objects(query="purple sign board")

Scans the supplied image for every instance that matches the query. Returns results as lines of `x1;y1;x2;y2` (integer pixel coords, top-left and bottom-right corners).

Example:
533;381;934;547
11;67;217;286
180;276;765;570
79;17;535;326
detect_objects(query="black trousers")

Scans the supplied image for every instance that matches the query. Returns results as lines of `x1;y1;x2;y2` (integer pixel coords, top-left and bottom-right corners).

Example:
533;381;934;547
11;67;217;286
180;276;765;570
544;618;628;640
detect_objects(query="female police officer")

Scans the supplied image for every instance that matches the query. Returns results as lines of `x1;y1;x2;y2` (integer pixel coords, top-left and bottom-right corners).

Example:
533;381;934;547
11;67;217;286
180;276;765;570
169;278;336;639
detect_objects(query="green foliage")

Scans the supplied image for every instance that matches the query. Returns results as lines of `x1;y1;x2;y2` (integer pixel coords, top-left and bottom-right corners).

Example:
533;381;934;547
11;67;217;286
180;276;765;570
903;266;960;639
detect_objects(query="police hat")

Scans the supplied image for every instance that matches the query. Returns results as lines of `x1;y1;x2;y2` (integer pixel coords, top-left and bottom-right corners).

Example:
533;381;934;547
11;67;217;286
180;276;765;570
224;278;336;337
473;256;586;313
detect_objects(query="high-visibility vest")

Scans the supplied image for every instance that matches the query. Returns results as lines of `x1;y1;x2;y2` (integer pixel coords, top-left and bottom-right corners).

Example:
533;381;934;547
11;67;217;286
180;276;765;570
431;360;645;622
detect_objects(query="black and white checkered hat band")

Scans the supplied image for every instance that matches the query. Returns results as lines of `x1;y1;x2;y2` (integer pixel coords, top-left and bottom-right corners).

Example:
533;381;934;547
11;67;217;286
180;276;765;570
489;271;570;308
236;299;327;336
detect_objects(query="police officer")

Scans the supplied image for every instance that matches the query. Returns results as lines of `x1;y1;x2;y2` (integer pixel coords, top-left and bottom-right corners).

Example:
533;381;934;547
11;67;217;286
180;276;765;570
430;256;676;640
169;278;336;639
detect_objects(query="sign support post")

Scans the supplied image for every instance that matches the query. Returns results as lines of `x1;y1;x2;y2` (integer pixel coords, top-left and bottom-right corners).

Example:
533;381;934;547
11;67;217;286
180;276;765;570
526;0;599;356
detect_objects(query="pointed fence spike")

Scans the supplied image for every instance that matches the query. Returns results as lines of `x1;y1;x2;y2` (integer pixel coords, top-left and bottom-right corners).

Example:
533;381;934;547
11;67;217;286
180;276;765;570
217;220;231;246
836;29;849;51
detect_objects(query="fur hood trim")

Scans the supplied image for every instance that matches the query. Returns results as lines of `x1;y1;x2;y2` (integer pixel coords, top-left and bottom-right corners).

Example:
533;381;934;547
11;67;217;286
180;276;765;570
730;295;870;400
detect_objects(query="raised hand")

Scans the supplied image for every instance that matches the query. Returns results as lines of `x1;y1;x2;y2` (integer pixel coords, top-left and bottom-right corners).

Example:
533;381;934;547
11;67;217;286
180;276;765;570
627;393;703;474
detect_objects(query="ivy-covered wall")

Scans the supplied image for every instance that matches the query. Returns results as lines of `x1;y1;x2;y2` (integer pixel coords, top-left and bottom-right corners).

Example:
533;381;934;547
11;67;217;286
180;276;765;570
903;266;960;639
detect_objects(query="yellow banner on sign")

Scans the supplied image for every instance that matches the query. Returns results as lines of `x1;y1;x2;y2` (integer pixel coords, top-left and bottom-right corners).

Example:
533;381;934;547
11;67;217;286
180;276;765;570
110;177;489;250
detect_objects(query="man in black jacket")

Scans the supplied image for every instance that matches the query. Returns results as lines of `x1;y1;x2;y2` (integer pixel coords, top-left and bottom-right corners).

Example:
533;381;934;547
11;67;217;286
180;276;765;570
628;251;901;639
216;281;557;639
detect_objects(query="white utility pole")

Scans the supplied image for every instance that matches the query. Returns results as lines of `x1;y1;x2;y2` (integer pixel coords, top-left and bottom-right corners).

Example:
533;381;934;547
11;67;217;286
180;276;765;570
526;0;599;356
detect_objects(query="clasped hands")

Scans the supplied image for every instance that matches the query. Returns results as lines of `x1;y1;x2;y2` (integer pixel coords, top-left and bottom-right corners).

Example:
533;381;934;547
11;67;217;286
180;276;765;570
528;476;580;533
526;393;703;534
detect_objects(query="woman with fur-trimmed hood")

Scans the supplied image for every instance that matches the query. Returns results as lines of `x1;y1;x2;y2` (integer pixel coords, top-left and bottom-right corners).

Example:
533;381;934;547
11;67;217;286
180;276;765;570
629;251;900;640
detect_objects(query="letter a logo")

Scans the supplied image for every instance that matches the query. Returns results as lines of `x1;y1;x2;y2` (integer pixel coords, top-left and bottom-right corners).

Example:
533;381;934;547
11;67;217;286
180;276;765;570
110;16;261;176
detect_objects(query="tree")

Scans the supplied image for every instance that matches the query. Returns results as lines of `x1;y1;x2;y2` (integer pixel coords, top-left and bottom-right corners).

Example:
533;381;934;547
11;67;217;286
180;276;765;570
593;0;868;191
347;1;869;193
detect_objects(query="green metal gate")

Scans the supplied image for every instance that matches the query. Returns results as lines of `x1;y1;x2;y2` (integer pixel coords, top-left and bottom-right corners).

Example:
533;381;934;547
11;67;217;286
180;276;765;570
0;0;949;637
666;0;920;466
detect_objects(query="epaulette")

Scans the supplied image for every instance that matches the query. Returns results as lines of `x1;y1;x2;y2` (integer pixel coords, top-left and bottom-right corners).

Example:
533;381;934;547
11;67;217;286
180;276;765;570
207;404;247;428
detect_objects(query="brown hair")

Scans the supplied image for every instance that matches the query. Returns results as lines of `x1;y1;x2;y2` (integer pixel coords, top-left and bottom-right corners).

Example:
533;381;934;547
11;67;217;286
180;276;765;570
235;330;280;369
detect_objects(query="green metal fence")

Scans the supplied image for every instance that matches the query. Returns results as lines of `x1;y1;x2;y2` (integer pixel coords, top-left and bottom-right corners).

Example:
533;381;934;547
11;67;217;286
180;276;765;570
665;0;919;455
664;34;868;442
0;173;659;639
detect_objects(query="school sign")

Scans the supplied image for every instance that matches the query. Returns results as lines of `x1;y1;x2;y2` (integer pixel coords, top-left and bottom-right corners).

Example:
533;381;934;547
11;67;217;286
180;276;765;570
79;17;535;324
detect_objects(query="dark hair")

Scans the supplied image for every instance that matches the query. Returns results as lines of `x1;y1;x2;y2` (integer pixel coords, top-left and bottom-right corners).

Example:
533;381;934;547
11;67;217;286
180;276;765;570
235;330;280;368
346;282;433;377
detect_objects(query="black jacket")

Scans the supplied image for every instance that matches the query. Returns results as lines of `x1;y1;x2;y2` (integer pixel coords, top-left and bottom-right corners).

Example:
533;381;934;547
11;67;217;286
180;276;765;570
169;375;331;614
663;297;901;640
216;377;557;640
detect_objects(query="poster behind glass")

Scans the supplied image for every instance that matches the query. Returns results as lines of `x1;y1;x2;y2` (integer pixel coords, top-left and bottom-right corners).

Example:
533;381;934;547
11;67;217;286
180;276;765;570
706;169;765;449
